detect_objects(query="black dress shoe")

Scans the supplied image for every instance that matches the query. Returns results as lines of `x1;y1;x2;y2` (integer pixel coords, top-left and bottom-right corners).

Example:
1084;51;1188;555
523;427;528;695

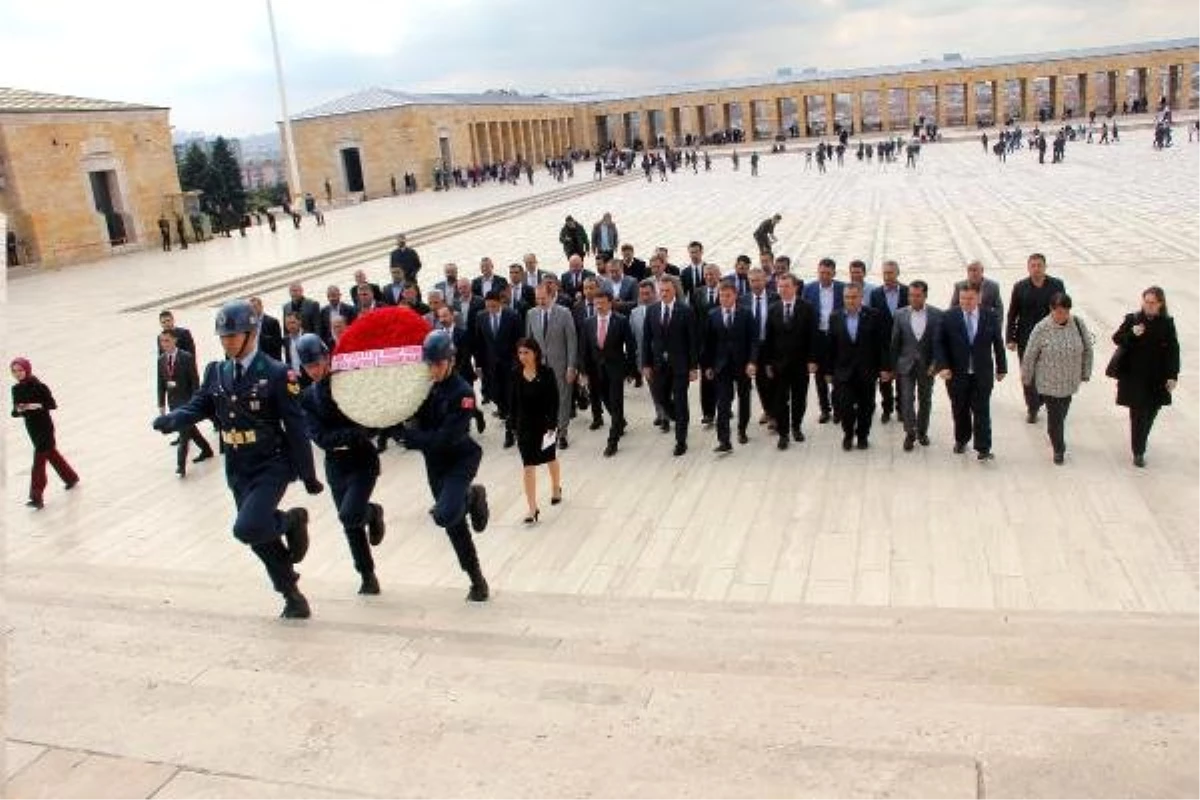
832;413;841;424
842;436;853;451
176;466;186;478
1026;410;1038;424
777;437;789;450
358;573;381;595
168;437;180;446
673;442;687;457
284;508;310;563
918;434;930;447
881;411;891;424
589;419;604;431
701;416;714;427
603;442;618;457
467;579;490;602
657;419;671;433
25;499;43;510
819;412;831;424
558;435;569;450
903;434;915;451
474;411;487;434
367;502;387;545
503;432;515;448
792;428;804;442
281;590;311;619
192;452;213;463
953;442;967;454
976;450;995;461
714;441;733;454
64;478;79;490
1133;454;1146;468
737;431;749;445
856;438;869;450
1053;452;1064;465
375;440;389;453
468;485;490;532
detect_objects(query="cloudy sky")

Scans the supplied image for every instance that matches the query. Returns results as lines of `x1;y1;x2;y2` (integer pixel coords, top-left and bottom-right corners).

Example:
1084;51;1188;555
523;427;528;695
1;0;1195;136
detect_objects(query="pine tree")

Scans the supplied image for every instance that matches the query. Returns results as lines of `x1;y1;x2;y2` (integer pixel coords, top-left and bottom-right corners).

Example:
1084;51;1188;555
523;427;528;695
178;143;211;194
209;137;247;215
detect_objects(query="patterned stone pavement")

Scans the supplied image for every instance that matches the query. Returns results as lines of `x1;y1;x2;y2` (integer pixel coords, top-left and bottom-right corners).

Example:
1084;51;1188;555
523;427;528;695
5;120;1198;797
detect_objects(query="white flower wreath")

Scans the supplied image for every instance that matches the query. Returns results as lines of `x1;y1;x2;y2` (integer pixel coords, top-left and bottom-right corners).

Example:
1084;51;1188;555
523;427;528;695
332;364;431;428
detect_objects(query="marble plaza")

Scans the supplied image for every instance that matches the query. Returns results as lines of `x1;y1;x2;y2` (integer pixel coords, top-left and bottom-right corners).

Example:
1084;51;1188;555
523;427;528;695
5;124;1199;797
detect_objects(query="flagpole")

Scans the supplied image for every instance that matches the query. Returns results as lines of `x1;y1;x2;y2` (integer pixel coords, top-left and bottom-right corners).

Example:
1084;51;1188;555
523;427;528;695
266;0;302;204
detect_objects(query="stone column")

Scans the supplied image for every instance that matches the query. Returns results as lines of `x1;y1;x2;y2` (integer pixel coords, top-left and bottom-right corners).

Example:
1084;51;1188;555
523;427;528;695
1078;73;1090;114
1135;67;1148;103
638;110;652;148
935;85;948;127
827;93;837;132
1169;65;1184;110
1017;77;1031;121
879;88;892;131
965;81;978;126
773;97;786;137
718;102;731;131
664;107;679;146
1050;76;1064;120
796;96;809;137
990;81;1001;124
850;92;863;134
907;86;920;126
1113;70;1128;112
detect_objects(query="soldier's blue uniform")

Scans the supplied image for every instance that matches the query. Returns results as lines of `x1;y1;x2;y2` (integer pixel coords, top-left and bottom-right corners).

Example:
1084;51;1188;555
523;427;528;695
400;330;491;601
297;334;386;595
154;300;321;618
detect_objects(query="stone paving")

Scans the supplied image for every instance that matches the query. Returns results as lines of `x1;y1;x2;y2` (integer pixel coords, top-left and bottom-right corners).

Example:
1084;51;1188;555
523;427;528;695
4;121;1198;797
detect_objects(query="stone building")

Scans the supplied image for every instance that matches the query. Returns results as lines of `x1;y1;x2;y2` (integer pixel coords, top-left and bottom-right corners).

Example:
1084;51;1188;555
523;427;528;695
0;88;180;267
286;39;1198;202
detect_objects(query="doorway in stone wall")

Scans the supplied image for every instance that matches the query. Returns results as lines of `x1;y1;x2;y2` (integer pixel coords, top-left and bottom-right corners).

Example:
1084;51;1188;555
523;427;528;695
438;136;452;167
88;169;127;245
341;147;364;193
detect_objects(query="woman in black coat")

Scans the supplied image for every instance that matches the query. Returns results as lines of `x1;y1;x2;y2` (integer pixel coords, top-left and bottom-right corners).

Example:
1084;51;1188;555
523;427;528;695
10;357;80;508
509;337;561;524
1111;287;1180;467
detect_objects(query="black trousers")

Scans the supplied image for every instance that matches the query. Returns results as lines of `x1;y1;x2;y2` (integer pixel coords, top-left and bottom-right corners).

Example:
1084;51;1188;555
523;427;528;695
591;366;626;444
771;364;809;434
948;374;993;453
1017;343;1042;413
834;374;875;441
699;373;717;420
714;368;751;445
250;539;298;594
813;331;832;413
327;457;378;576
176;424;214;470
878;377;895;416
1129;406;1161;457
754;373;774;419
1041;395;1072;455
651;365;691;444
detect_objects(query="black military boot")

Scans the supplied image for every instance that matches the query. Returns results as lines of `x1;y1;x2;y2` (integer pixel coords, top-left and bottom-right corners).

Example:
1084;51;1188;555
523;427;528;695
467;484;490;533
281;588;311;619
284;508;310;563
367;503;386;546
466;568;489;602
358;572;381;595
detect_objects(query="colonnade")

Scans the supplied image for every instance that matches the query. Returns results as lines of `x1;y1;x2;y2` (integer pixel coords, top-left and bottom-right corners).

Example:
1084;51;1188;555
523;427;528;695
467;116;577;165
591;61;1197;147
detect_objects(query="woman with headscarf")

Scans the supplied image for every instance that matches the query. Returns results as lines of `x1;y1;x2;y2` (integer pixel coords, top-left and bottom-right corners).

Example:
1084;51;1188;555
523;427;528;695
10;358;79;509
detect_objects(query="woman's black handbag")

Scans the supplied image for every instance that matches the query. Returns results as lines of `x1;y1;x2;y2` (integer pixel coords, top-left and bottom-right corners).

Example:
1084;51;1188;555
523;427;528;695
1105;345;1126;379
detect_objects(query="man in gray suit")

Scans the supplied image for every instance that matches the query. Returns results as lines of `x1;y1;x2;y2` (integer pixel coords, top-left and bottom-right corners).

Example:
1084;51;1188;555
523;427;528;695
526;279;578;448
890;279;942;451
949;260;1003;319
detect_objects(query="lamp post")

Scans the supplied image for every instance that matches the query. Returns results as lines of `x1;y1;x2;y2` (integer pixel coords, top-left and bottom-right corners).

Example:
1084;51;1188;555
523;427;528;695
266;0;302;205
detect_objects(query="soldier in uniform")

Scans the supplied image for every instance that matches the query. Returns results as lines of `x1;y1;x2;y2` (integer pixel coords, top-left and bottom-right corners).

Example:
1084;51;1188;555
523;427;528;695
396;330;492;602
296;334;387;595
152;299;324;619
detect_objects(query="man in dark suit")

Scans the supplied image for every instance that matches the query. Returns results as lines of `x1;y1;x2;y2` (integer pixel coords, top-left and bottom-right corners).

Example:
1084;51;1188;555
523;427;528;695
1006;252;1065;424
691;264;723;426
889;280;942;451
471;257;508;299
381;264;409;306
740;267;778;427
935;283;1007;460
867;259;909;424
949;260;1003;318
157;329;213;476
282;283;321;335
618;243;648;282
641;276;700;456
352;269;384;306
388;233;422;286
157;310;196;357
704;282;759;453
249;296;283;361
451;278;485;331
604;260;638;314
476;292;521;447
680;241;707;297
581;288;637;456
760;274;818;449
801;258;845;423
320;285;358;347
559;254;596;305
826;283;890;450
505;264;537;316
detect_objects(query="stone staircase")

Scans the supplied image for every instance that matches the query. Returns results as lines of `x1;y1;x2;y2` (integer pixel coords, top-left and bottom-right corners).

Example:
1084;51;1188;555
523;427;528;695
7;561;1197;798
121;172;642;314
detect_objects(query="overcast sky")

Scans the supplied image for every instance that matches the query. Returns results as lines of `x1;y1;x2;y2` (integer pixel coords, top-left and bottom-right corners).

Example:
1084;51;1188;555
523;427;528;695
1;0;1195;137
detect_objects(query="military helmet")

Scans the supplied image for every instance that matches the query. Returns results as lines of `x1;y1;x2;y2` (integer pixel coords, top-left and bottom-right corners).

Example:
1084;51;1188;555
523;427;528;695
295;333;328;367
214;299;258;335
421;329;455;364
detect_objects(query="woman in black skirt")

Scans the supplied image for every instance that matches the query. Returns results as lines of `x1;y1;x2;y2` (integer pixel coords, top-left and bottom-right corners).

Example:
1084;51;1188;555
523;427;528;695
1110;286;1180;468
11;357;79;509
510;337;561;524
